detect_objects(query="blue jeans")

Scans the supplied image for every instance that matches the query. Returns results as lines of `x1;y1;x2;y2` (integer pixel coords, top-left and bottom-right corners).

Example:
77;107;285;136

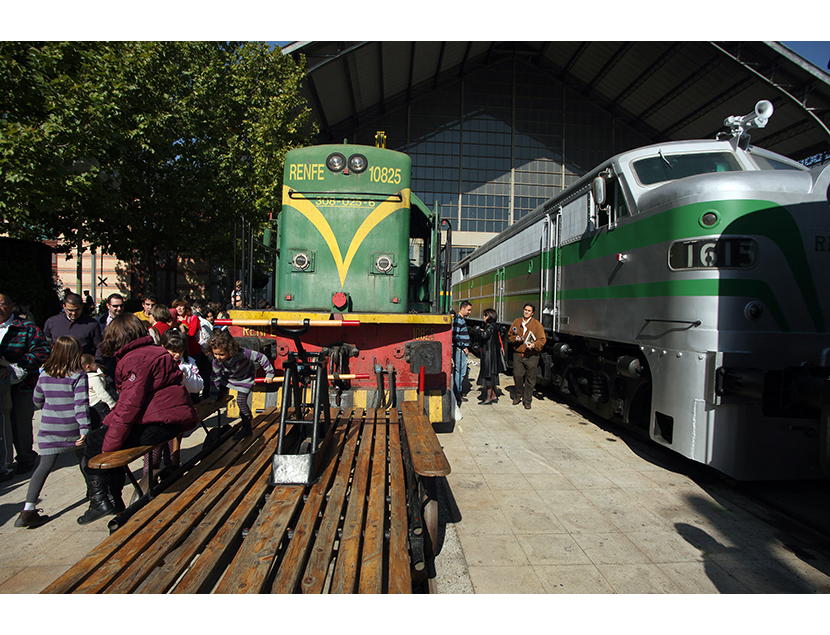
453;347;467;403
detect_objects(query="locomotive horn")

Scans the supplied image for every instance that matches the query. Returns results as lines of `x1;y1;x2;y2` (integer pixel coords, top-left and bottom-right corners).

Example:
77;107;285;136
724;100;774;137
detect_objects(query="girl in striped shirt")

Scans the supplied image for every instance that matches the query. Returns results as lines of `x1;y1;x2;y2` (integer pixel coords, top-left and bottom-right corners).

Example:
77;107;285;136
205;330;275;440
15;336;90;528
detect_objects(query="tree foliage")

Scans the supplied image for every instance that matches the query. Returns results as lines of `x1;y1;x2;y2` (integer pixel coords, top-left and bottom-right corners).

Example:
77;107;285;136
0;41;315;290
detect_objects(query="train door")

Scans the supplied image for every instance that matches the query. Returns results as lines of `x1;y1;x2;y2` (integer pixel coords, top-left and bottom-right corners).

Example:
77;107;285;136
541;213;560;332
495;266;506;322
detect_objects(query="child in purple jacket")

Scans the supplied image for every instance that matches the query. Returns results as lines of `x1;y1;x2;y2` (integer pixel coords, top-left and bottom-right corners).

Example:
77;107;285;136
16;336;90;528
204;330;275;440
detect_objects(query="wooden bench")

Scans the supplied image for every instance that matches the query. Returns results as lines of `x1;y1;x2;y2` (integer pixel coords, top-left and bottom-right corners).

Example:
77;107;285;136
43;402;451;594
87;395;234;504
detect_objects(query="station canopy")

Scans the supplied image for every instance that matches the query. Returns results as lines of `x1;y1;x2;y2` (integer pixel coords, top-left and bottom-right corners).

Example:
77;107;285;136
283;41;830;164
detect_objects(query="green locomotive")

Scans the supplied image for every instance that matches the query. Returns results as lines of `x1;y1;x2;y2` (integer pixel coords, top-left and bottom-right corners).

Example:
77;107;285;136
227;137;453;423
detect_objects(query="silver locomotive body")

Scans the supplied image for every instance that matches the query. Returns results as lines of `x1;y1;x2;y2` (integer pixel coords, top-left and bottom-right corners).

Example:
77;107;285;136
453;120;830;480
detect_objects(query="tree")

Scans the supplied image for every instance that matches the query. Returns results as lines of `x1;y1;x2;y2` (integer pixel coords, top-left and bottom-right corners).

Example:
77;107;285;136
0;41;315;293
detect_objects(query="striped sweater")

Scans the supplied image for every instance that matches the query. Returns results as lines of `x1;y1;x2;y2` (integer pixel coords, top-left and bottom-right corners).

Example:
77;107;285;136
32;371;91;455
210;348;275;398
452;314;470;350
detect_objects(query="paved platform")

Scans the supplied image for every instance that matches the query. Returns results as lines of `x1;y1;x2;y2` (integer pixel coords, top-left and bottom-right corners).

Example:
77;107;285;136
433;364;830;594
2;365;830;595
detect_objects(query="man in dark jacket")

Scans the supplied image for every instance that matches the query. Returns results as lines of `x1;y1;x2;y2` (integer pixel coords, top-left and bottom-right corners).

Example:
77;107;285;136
43;293;103;355
0;292;51;474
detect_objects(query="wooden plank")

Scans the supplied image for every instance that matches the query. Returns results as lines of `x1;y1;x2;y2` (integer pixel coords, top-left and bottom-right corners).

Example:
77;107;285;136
98;416;282;593
70;411;281;593
213;484;305;593
300;409;362;594
270;409;354;594
358;409;387;593
138;422;286;593
40;407;263;594
400;401;451;477
386;409;411;594
329;409;375;594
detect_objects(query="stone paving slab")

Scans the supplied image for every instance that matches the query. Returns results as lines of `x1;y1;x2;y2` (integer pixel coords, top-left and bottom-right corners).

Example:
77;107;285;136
434;364;830;594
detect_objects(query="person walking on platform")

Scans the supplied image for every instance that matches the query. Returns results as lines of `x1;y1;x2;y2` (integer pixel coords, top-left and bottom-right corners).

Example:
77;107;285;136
508;303;546;410
15;336;90;528
452;301;472;420
472;308;505;405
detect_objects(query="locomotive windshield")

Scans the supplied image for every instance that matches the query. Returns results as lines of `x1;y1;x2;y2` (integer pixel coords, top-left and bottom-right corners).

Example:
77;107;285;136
633;151;742;185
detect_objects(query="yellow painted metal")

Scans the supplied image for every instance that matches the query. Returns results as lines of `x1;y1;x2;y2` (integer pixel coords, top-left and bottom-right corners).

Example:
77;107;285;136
228;309;450;326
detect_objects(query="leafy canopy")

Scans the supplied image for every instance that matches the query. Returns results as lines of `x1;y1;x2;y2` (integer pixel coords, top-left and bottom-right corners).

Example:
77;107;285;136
0;41;314;274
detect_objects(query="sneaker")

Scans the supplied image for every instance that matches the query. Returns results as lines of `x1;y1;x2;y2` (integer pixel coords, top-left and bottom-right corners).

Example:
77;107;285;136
512;397;522;405
0;468;14;483
15;509;50;528
454;407;463;421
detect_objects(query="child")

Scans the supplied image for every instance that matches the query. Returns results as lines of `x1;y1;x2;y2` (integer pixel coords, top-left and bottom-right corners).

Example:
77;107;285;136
15;336;90;528
204;330;275;439
81;354;117;430
147;303;172;345
160;329;204;399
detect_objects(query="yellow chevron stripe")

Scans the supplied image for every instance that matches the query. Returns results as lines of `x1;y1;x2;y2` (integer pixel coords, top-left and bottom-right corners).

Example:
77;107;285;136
283;186;409;287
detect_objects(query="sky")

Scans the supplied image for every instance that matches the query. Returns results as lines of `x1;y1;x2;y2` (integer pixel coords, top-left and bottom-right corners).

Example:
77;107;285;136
780;41;830;69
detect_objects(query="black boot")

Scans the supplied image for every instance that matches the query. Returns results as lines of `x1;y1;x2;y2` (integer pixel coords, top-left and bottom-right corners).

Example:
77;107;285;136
108;469;126;514
233;416;252;440
77;473;115;525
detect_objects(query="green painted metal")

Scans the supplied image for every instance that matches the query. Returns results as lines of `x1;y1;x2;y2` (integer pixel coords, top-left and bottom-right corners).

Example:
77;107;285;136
278;145;412;313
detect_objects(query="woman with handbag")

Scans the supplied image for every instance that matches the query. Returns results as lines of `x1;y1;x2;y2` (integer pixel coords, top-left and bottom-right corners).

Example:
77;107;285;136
475;308;506;405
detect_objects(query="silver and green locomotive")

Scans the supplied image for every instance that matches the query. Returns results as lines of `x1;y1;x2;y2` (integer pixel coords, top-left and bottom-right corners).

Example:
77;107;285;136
453;101;830;480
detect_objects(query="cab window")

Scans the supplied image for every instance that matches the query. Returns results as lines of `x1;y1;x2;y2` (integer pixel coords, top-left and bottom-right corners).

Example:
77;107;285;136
633;152;742;185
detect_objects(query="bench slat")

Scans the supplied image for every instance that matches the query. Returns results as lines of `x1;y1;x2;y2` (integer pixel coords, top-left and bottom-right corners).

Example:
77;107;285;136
329;408;375;594
270;409;353;594
358;410;387;593
139;419;289;593
99;415;282;594
41;410;252;594
386;409;411;594
73;411;281;593
213;483;305;594
400;402;451;477
300;408;362;594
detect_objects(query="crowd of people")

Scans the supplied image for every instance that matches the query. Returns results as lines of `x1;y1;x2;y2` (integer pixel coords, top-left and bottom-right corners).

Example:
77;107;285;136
0;287;273;529
451;300;547;421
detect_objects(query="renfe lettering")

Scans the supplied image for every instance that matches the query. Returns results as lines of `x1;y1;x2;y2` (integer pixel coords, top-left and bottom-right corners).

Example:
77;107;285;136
816;236;828;252
288;163;325;181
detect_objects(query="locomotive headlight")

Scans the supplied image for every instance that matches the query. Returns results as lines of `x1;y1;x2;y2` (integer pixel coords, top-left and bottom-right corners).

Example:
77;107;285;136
292;252;311;271
744;301;764;321
348;154;368;173
700;210;720;228
375;255;394;273
326;152;346;172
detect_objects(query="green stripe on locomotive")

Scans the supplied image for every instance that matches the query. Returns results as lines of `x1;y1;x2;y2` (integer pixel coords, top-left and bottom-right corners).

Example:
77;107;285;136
278;145;413;313
454;197;821;334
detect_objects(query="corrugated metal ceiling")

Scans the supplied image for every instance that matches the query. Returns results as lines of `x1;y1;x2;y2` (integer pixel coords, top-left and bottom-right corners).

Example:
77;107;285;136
285;41;830;162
